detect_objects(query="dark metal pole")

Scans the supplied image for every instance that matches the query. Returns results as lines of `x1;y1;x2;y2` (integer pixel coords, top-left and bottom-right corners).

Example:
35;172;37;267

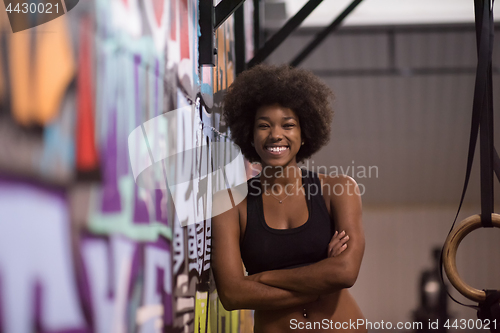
215;0;246;30
234;6;246;75
247;0;324;68
290;0;363;67
253;0;261;50
199;0;215;66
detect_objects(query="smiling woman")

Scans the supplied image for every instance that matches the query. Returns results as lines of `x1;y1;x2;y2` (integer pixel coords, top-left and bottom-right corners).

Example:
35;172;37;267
253;104;302;168
212;64;366;333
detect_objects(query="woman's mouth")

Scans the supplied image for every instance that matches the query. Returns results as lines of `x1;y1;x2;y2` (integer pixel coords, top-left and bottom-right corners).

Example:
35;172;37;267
265;146;289;155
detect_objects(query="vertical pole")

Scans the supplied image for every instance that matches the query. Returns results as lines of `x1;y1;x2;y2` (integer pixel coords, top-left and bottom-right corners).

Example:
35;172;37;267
234;6;246;75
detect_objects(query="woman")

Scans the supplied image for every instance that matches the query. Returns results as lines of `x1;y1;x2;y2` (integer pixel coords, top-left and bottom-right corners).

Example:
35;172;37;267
212;65;366;332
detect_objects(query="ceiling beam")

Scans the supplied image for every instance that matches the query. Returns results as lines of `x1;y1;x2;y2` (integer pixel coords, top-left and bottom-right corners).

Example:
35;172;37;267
247;0;324;68
215;0;246;30
290;0;364;67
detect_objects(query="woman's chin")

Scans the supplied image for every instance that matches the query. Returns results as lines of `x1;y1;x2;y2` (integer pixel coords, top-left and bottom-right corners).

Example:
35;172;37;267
260;158;297;169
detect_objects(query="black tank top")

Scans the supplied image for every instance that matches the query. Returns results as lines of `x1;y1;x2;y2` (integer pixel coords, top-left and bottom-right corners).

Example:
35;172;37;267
240;168;335;275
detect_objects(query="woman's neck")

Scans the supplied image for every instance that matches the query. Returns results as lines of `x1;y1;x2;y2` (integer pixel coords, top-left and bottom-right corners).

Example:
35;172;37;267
259;164;302;188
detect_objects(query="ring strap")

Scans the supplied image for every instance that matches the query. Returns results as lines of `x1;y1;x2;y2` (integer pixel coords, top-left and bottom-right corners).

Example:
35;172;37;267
477;290;500;333
440;0;500;311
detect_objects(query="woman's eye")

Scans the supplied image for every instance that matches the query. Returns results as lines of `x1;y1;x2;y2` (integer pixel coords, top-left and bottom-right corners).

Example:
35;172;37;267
284;123;295;128
258;124;269;128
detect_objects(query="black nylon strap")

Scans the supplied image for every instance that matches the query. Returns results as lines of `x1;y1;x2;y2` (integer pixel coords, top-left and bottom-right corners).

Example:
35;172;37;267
478;0;495;227
494;147;500;180
440;0;498;310
477;290;500;333
449;0;493;232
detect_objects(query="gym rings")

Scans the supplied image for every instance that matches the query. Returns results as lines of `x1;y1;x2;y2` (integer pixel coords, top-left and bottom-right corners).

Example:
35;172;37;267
443;213;500;302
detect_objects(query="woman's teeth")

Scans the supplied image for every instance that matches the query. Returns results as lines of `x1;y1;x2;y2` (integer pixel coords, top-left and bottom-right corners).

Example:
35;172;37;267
266;146;288;153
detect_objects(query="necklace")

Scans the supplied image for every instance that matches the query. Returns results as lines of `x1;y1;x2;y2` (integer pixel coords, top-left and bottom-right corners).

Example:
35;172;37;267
264;182;297;204
264;184;304;204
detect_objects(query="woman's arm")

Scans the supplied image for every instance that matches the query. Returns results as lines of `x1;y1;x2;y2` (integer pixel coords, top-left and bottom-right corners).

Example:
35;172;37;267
211;190;318;311
249;175;365;295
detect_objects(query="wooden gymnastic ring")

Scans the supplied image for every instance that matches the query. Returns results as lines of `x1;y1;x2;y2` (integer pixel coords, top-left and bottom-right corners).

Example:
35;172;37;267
443;213;500;303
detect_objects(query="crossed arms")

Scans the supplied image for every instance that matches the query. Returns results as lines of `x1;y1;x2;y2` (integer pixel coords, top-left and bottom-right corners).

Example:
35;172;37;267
211;175;365;311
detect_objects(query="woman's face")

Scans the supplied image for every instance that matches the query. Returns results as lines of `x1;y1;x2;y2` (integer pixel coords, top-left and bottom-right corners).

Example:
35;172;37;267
253;104;302;168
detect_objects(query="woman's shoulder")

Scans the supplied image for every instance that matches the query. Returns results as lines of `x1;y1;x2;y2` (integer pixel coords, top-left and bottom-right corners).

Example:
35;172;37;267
301;168;358;186
246;173;260;183
246;174;261;195
319;173;358;187
302;169;360;205
212;181;249;219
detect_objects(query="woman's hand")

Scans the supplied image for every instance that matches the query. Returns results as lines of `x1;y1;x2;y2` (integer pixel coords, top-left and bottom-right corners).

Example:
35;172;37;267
328;230;349;258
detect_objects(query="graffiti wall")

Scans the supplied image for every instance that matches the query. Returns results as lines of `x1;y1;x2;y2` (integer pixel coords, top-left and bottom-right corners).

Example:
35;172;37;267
0;0;253;332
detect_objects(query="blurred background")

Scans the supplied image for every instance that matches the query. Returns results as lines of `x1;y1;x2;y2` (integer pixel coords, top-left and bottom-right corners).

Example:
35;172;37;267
0;0;499;332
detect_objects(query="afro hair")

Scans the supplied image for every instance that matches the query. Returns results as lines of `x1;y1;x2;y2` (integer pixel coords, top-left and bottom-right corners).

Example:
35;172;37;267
223;64;334;163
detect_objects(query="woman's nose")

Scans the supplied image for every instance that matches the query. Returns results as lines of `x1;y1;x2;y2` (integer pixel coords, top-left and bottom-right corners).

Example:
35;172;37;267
269;126;284;140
